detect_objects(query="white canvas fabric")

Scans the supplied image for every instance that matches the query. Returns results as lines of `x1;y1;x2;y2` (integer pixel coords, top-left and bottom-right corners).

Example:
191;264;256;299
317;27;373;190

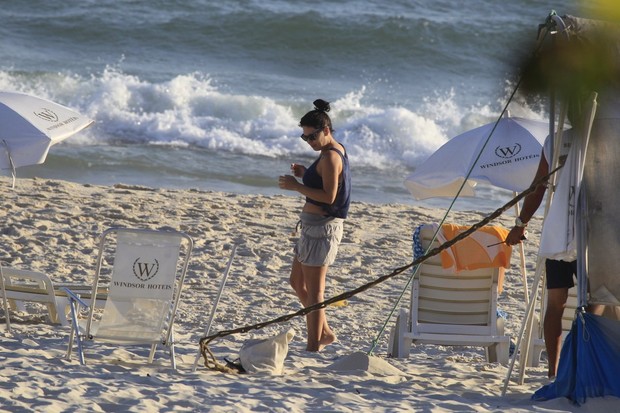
0;91;93;169
538;129;582;261
96;231;182;342
64;228;193;368
404;116;549;199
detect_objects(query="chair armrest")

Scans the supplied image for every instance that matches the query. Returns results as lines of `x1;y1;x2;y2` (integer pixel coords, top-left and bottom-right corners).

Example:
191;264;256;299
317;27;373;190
60;287;89;308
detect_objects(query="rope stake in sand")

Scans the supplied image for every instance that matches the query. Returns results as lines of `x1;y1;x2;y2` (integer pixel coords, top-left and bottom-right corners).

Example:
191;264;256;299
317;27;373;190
198;165;563;371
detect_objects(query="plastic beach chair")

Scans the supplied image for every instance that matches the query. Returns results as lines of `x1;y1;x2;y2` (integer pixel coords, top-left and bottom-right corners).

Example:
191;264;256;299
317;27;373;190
389;224;511;364
0;266;109;329
63;228;193;369
0;266;62;328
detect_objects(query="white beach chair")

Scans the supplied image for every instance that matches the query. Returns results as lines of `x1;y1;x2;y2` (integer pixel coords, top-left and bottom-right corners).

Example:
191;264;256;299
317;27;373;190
63;228;193;369
526;285;578;367
389;225;511;364
0;266;62;326
0;266;109;329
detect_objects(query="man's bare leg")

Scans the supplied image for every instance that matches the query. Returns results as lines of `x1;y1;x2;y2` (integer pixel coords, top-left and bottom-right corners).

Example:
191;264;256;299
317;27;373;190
544;287;568;378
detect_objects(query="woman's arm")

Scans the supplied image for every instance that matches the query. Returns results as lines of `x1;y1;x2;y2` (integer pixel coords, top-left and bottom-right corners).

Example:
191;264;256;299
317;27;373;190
278;151;342;204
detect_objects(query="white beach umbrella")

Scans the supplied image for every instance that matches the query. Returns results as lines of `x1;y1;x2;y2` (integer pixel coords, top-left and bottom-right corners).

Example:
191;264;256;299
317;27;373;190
0;91;94;187
404;116;550;200
403;114;554;313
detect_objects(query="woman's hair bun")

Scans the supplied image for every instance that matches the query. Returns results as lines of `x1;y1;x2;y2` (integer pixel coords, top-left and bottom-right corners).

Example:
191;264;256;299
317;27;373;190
313;99;330;113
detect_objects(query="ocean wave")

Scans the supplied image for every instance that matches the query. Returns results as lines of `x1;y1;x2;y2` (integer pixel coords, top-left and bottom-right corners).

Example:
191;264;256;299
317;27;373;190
0;67;547;170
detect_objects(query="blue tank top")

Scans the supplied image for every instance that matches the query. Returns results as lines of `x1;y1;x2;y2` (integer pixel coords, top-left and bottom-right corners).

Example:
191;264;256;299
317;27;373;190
302;146;351;219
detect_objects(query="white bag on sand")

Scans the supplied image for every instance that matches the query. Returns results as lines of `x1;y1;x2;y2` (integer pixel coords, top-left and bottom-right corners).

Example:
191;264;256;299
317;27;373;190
239;329;295;374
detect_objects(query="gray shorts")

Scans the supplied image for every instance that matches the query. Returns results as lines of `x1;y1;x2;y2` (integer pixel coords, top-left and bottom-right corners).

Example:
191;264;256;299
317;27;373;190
294;212;344;267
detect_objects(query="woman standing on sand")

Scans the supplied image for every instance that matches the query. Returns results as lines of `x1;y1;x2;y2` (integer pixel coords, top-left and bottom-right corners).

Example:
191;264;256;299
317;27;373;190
278;99;351;352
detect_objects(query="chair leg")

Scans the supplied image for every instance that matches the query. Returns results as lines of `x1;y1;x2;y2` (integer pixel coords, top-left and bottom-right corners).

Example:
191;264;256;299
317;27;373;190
168;329;177;370
46;303;60;325
1;291;11;333
485;328;511;365
66;297;85;364
388;324;398;357
498;340;510;365
526;341;545;367
400;309;413;358
389;309;412;358
66;321;75;361
55;297;70;327
524;315;543;367
169;343;177;370
487;342;509;364
486;316;510;364
148;343;157;364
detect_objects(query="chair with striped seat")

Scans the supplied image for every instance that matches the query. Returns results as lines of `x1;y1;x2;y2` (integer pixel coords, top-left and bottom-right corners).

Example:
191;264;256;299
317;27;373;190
389;224;511;364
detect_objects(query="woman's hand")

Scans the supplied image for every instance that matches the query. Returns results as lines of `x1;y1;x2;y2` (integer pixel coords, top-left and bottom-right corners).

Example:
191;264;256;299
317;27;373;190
290;163;306;178
278;174;300;191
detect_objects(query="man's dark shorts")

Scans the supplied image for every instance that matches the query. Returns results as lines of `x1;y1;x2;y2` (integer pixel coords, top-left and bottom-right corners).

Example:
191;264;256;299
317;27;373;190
545;259;576;289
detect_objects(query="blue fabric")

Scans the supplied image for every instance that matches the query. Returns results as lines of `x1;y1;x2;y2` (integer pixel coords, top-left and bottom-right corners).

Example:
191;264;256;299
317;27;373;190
302;157;322;190
412;225;424;286
412;225;425;260
532;312;620;405
302;146;351;219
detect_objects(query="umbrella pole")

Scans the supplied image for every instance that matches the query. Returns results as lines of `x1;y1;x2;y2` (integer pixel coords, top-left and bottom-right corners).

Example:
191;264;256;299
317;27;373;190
513;193;529;304
503;92;598;394
515;97;573;386
502;59;571;393
575;92;597;309
0;262;11;332
8;154;15;190
1;140;16;189
501;260;544;395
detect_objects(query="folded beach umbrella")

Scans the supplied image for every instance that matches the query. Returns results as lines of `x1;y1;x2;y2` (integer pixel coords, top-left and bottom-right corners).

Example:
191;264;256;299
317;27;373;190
404;116;549;199
0;91;94;186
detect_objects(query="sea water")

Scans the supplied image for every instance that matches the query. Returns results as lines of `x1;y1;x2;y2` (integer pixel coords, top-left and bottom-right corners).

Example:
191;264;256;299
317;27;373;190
0;0;590;212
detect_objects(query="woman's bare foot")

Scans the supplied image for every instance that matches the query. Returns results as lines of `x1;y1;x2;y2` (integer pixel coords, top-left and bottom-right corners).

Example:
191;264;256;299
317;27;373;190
305;330;337;352
317;330;337;351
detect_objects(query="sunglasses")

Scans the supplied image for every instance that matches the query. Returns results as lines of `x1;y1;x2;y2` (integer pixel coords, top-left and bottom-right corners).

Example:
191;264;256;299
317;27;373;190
300;128;323;142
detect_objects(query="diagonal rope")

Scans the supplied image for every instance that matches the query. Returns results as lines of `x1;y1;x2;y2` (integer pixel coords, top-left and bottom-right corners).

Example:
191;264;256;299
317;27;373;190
366;65;527;356
365;21;556;355
198;165;562;370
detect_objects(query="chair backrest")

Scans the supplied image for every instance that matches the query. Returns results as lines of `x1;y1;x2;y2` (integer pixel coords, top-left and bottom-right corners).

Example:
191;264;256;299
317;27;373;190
413;225;500;336
86;228;192;344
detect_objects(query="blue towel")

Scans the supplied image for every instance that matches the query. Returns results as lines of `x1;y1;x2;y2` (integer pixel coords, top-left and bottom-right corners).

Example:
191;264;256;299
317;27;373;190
412;225;425;261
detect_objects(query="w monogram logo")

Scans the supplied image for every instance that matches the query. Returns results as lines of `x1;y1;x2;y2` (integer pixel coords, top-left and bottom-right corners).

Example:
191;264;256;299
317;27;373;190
33;108;59;122
495;143;522;159
132;258;160;281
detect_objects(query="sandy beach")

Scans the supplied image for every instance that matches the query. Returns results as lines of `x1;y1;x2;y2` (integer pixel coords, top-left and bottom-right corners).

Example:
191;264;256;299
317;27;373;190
0;177;617;412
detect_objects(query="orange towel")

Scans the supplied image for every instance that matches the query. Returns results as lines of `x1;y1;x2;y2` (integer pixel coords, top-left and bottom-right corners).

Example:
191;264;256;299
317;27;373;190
439;224;512;293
